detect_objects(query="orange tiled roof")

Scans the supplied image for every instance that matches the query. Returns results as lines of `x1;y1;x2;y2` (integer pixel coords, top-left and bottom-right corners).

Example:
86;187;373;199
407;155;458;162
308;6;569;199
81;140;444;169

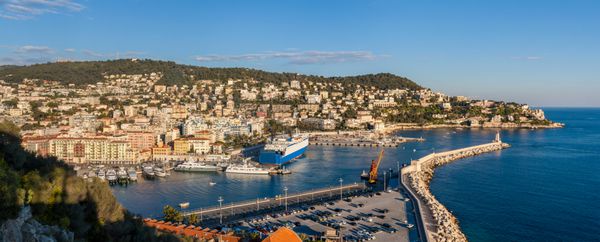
143;219;240;242
262;227;302;242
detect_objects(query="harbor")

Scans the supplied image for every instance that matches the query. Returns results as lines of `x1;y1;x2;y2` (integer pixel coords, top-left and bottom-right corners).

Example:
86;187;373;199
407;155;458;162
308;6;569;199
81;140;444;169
110;122;598;242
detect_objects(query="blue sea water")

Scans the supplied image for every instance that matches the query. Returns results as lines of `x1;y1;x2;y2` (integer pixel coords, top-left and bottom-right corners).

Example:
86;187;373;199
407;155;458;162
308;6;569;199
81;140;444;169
112;108;600;241
429;108;600;242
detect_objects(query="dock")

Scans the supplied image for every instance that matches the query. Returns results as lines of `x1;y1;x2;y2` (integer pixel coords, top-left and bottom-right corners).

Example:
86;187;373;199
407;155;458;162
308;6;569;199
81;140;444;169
310;136;424;147
400;138;510;242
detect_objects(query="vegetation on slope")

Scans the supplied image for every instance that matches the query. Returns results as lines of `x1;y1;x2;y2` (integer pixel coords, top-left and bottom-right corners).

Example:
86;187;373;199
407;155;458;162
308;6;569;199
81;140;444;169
0;121;178;242
0;59;422;90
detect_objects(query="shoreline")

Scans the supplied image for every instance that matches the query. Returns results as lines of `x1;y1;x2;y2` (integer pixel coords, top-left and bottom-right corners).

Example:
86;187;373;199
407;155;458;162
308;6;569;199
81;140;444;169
381;122;563;134
400;140;510;242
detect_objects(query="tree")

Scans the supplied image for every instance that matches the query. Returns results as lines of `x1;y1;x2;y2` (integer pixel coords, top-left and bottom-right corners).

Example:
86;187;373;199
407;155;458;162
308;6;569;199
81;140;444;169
188;213;199;225
162;205;182;223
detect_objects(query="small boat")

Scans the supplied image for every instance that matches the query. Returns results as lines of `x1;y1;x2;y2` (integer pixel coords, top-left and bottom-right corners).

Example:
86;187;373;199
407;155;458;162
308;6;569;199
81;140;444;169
117;168;128;180
360;170;369;180
154;167;167;178
209;182;216;186
106;169;117;183
127;167;137;182
142;165;155;179
406;224;414;229
179;202;190;208
97;169;106;180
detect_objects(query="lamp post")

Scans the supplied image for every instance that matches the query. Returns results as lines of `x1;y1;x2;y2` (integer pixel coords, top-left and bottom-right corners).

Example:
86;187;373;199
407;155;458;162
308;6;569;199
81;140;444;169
284;186;288;212
383;171;387;192
397;161;401;188
218;196;224;224
338;178;343;200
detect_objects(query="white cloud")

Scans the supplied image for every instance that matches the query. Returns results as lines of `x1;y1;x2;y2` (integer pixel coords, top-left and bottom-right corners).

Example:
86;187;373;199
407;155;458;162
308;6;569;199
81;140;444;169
195;50;378;65
14;45;53;54
0;0;84;20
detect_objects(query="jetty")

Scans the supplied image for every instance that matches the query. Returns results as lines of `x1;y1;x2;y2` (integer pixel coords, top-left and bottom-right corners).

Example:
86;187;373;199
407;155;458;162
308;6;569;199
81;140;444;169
401;134;509;242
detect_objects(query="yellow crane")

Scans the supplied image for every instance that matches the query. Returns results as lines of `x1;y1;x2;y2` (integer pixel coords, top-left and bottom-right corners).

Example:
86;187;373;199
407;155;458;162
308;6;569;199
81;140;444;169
368;149;385;184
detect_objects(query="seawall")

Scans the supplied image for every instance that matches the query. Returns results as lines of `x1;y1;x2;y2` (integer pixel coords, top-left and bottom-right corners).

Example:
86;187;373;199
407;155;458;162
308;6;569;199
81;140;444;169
401;140;510;242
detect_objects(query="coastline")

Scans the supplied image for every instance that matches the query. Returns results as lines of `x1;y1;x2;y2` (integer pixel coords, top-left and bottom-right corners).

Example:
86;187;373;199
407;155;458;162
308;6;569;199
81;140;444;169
382;122;564;133
401;140;510;242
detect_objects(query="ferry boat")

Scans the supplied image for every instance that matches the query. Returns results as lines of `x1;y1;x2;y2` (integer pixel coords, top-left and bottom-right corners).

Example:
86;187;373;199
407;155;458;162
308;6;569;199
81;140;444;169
174;162;219;172
259;134;309;165
225;160;270;175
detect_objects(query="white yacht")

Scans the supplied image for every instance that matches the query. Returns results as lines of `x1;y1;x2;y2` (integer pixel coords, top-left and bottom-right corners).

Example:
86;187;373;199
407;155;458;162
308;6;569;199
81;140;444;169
97;169;106;180
154;167;167;178
225;161;270;175
127;167;137;182
174;162;219;172
142;165;155;179
117;168;128;180
106;169;117;183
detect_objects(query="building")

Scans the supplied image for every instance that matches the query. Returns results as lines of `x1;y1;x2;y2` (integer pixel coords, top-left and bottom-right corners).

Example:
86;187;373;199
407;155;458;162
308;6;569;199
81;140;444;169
126;131;156;151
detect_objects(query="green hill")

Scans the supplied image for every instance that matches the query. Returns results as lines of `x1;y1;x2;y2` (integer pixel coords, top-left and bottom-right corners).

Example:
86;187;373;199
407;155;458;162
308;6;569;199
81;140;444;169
0;59;422;90
0;121;178;241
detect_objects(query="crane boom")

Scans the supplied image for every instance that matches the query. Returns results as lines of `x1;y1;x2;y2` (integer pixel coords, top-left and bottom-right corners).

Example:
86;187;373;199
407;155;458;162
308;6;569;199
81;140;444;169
368;149;385;184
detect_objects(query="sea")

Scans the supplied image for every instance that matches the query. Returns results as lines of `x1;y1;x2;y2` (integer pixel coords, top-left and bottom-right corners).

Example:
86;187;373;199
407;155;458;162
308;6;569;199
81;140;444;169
112;108;600;242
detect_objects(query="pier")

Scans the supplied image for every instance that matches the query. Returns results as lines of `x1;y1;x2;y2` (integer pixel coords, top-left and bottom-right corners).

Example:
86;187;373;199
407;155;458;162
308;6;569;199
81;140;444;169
400;137;509;242
181;183;368;224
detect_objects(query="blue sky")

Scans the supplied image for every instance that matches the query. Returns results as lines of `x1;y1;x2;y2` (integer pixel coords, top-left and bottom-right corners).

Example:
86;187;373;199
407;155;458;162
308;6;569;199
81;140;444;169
1;0;599;107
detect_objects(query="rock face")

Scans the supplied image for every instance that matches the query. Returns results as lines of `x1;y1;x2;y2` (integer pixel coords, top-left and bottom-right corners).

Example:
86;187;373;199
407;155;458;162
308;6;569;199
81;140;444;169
0;207;74;242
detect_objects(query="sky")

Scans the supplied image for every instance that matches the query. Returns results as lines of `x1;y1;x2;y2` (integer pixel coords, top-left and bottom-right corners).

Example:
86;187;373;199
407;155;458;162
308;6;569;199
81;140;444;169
1;0;599;107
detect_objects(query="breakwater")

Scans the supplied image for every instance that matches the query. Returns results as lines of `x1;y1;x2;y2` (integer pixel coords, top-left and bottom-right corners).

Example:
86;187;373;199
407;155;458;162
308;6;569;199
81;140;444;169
401;139;509;242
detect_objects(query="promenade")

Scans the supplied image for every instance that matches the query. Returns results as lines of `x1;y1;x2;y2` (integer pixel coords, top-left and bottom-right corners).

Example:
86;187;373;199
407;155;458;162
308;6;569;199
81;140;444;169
182;183;367;221
401;137;510;242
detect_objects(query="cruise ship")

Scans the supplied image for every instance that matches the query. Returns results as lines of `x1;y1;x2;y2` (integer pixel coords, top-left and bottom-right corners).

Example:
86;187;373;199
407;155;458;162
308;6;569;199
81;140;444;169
225;160;270;175
259;134;309;165
174;162;219;172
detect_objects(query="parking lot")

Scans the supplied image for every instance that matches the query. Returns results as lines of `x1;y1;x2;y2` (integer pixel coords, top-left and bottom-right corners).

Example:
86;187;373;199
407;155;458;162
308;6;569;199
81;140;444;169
238;189;414;241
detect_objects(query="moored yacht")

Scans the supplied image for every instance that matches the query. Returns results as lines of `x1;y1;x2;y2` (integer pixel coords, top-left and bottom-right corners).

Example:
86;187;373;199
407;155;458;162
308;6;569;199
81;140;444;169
97;169;106;180
106;169;117;183
225;160;270;175
174;162;219;172
154;167;167;178
127;167;137;182
142;165;155;179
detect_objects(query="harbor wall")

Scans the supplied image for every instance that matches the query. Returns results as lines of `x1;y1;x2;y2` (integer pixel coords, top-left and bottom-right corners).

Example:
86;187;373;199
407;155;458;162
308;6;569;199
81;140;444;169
401;141;509;242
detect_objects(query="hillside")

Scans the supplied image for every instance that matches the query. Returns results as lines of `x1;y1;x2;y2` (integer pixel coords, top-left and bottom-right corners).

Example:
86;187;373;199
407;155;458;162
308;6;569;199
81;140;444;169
0;59;422;90
0;121;178;242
